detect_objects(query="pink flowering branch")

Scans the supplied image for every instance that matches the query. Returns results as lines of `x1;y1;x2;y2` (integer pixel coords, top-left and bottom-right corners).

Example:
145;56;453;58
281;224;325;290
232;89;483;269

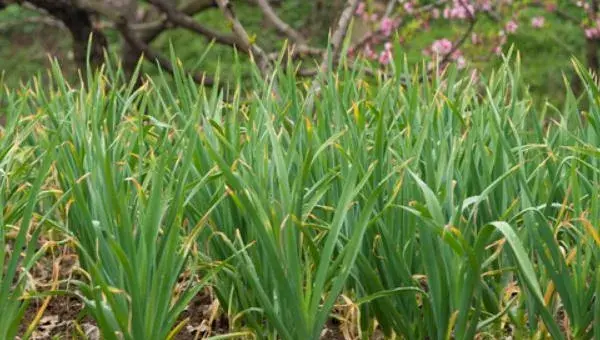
347;0;600;92
586;0;600;75
438;0;477;67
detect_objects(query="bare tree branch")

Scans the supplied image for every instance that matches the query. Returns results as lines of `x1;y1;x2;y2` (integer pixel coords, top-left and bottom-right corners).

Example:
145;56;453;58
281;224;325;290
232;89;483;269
254;0;305;44
252;0;323;62
317;0;360;74
148;0;238;47
215;0;271;74
305;0;359;113
116;17;217;86
383;0;397;18
179;0;217;14
350;30;380;55
131;0;218;42
266;45;323;64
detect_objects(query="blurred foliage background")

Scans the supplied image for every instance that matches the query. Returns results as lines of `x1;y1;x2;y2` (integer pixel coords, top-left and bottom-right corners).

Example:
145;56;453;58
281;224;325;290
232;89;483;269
0;1;589;106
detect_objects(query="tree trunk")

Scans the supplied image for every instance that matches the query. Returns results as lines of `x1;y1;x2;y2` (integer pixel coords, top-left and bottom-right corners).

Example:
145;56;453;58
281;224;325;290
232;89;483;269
111;0;143;80
586;40;599;78
21;0;108;69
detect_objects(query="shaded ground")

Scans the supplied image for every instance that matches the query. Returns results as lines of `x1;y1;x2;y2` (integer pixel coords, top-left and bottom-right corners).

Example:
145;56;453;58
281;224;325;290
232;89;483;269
15;244;349;339
20;290;232;339
1;22;75;89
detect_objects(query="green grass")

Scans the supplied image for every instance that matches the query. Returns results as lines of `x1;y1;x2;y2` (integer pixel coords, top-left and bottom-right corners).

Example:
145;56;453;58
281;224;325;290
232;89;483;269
1;51;600;339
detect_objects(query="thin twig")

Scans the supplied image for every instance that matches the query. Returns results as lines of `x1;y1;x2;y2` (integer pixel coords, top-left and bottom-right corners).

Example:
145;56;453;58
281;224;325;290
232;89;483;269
317;0;361;74
148;0;238;46
306;0;360;116
179;0;217;14
383;0;398;18
350;29;382;53
253;0;323;61
137;0;218;42
254;0;306;44
116;17;217;86
215;0;271;75
350;0;446;56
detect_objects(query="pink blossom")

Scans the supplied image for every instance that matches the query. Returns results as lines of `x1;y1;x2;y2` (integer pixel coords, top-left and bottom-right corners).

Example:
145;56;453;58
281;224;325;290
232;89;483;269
430;38;453;55
432;8;440;19
576;0;590;9
505;20;518;34
403;2;414;14
364;45;377;60
384;42;393;51
585;28;600;40
456;56;467;69
478;0;492;11
493;46;502;55
471;33;482;44
443;7;450;19
370;13;379;22
380;17;395;36
355;2;366;16
444;0;475;20
545;3;556;12
379;50;392;65
531;16;545;28
451;49;462;60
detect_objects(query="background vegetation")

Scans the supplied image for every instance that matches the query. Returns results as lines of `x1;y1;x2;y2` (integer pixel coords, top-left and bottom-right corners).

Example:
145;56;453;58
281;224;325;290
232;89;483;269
0;0;592;105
